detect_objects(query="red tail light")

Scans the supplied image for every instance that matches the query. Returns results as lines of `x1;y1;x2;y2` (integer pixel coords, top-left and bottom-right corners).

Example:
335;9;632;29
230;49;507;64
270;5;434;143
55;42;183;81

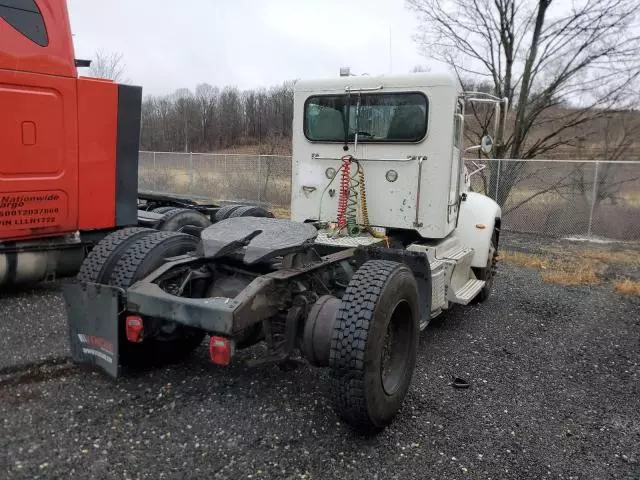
125;315;144;343
209;336;232;365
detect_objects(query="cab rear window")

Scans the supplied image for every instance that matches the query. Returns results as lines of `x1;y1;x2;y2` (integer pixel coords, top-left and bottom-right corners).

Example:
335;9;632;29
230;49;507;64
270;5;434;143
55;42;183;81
0;0;48;47
304;92;428;143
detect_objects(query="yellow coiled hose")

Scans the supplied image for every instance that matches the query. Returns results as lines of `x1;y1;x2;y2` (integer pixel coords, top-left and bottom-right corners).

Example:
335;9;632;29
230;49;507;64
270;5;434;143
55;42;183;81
357;165;387;239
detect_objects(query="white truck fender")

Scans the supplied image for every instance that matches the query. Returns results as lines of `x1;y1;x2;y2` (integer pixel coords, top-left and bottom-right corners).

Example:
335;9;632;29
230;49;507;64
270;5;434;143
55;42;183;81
456;192;501;268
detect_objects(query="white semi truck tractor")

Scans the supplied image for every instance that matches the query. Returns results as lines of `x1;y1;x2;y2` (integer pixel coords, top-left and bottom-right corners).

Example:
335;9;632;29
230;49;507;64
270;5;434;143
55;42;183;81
66;72;506;434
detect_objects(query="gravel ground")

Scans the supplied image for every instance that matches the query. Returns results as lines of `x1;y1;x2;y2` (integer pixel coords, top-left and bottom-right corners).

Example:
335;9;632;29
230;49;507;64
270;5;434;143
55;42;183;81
1;236;639;480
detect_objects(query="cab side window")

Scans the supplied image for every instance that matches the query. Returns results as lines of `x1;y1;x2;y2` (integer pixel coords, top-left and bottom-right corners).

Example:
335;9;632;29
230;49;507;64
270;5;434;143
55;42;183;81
0;0;48;46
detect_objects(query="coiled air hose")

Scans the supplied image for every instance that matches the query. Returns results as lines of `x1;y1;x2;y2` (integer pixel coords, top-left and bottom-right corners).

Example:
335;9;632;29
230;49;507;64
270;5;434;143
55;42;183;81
357;164;386;239
335;155;360;235
334;155;387;238
336;156;351;230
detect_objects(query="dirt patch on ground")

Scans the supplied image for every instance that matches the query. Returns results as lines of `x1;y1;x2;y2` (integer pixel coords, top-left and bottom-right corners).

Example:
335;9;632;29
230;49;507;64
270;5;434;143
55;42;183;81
500;232;640;295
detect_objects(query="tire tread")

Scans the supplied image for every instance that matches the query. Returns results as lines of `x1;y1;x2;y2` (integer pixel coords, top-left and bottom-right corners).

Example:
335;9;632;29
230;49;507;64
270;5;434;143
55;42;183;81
109;231;190;288
77;227;154;284
329;260;403;431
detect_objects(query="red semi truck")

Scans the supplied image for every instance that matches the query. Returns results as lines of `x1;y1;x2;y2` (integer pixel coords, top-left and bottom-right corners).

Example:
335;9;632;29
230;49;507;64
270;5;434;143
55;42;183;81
0;0;268;286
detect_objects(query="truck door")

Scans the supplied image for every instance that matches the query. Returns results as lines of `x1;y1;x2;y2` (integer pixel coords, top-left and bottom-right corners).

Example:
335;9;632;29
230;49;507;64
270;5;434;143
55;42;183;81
0;0;79;241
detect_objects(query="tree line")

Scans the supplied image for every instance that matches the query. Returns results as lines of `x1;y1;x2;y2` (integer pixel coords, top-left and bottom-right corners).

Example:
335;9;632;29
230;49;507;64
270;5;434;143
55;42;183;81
139;82;294;153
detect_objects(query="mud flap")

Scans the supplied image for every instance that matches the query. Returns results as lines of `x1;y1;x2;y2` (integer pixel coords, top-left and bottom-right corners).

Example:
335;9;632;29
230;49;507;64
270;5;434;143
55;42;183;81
62;283;123;379
354;246;432;328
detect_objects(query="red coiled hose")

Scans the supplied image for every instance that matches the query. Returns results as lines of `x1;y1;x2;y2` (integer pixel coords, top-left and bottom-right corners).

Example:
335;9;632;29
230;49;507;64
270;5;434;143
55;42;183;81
336;155;352;230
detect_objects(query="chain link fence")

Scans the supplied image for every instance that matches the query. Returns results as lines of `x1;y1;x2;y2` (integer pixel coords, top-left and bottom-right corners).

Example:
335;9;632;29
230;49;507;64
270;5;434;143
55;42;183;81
466;158;640;241
138;151;292;209
139;152;640;241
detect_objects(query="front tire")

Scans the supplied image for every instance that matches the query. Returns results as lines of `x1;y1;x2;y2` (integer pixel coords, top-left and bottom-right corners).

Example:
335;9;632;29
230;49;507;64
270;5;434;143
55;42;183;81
329;260;420;434
472;226;499;303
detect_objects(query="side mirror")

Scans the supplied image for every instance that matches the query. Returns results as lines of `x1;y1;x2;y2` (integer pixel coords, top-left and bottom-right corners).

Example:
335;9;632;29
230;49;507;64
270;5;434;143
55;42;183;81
481;135;494;155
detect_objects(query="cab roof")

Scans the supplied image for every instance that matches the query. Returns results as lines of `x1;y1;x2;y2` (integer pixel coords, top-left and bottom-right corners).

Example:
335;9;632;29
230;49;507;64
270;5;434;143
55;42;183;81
294;72;461;93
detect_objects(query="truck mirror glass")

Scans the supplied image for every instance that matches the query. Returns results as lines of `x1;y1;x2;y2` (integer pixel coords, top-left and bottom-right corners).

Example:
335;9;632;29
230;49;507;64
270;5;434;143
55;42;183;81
481;135;493;155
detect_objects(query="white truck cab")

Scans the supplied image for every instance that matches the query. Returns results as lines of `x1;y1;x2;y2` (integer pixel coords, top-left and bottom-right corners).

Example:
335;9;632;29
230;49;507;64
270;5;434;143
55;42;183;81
292;72;465;238
291;72;503;313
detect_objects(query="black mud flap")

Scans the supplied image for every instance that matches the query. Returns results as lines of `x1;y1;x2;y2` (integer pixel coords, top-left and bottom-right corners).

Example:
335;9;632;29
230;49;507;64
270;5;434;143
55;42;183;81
354;246;432;328
62;283;123;379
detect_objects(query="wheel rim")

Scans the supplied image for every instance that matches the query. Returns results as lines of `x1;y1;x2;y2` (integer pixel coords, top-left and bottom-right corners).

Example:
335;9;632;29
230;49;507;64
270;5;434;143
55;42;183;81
380;300;414;396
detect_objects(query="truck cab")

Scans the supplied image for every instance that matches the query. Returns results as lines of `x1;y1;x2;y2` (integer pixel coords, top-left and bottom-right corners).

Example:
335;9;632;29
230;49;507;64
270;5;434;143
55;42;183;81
0;0;141;244
0;0;142;284
291;73;465;239
291;72;503;312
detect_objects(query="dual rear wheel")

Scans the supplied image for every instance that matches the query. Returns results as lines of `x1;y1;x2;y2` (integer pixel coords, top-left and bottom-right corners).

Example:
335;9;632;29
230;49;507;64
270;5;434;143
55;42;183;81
78;204;273;366
78;228;204;366
80;229;496;434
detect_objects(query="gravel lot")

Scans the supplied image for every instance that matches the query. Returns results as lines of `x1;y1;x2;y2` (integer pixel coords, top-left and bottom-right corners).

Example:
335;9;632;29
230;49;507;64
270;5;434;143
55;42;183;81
1;235;639;480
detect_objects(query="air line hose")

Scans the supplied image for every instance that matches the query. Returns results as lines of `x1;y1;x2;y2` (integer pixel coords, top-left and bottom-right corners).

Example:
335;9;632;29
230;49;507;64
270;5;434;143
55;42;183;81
357;163;387;239
335;155;386;239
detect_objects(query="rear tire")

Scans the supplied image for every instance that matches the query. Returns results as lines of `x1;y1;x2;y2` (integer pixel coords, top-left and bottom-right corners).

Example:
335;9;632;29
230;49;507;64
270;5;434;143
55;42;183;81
108;231;205;366
77;227;155;284
214;204;243;221
329;260;419;434
228;205;272;218
157;208;211;232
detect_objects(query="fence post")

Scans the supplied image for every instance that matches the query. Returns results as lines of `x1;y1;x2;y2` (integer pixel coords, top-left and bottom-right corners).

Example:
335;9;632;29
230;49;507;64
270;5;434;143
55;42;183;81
495;158;501;202
189;152;194;191
257;156;262;203
587;160;600;237
153;151;157;191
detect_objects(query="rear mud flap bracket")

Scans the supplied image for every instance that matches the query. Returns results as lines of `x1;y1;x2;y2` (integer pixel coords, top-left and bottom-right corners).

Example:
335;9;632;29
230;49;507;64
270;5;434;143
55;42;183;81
63;283;123;379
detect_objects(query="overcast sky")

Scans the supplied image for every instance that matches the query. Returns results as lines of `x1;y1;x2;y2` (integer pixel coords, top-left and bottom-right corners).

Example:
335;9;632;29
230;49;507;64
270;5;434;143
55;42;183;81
67;0;434;96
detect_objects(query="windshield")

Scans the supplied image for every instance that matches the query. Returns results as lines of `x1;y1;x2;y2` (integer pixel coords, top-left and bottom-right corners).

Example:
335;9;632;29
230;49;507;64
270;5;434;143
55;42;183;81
304;92;428;143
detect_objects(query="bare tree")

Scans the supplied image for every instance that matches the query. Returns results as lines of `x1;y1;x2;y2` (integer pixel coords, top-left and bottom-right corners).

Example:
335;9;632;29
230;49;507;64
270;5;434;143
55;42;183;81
195;83;219;150
407;0;640;205
172;88;196;152
576;112;640;207
87;50;128;83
